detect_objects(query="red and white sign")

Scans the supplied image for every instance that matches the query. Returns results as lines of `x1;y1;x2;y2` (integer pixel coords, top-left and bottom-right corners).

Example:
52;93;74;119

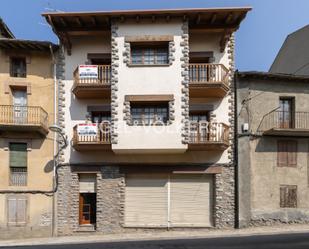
79;65;98;79
77;123;97;135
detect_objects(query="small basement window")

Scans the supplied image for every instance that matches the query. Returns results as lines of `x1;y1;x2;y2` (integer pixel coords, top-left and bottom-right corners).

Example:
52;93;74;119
131;102;169;125
130;43;169;65
280;185;297;208
10;57;27;78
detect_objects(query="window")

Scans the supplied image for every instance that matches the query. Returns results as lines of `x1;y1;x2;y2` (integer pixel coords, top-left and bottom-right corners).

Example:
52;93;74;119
10;57;27;78
131;103;169;125
9;143;27;186
91;111;111;124
279;98;294;128
189;113;210;143
7;196;27;226
277;140;297;167
280;185;297;208
131;44;169;65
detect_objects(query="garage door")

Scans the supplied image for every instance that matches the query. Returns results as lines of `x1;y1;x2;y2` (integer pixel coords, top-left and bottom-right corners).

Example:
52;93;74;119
170;174;213;227
125;174;168;227
125;174;213;228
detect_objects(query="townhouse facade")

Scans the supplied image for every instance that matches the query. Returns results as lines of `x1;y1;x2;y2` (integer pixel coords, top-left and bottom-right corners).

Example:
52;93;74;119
43;7;251;235
236;72;309;227
0;18;58;239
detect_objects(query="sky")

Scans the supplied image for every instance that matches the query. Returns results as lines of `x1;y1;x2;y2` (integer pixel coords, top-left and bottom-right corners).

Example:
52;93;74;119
1;0;309;71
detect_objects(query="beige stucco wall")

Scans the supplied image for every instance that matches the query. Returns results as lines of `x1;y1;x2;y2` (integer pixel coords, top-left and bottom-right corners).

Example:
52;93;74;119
237;77;309;224
62;21;232;164
113;21;186;153
0;48;55;238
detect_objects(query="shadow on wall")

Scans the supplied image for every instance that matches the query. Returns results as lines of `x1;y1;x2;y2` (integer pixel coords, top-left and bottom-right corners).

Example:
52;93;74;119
44;159;54;173
255;137;309;153
69;148;224;165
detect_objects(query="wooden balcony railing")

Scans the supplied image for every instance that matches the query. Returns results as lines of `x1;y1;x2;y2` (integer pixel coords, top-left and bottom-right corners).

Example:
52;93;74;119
259;111;309;132
189;63;229;85
0;105;48;130
73;65;111;85
189;122;229;144
73;122;111;145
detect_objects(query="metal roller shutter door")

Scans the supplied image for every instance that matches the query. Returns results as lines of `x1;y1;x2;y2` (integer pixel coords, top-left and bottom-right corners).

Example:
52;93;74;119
125;174;168;227
170;174;213;227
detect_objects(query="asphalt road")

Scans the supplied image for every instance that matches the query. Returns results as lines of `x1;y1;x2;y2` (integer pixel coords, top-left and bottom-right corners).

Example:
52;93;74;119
1;233;309;249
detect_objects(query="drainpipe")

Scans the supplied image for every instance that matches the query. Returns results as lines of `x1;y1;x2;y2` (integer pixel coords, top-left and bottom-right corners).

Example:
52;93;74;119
49;44;57;237
234;70;239;228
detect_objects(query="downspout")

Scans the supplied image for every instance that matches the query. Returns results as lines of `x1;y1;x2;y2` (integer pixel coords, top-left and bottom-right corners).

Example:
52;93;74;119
50;44;57;237
234;70;239;228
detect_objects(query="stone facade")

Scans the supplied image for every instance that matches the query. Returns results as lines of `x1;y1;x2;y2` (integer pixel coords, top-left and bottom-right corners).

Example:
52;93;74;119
111;22;120;144
180;20;190;144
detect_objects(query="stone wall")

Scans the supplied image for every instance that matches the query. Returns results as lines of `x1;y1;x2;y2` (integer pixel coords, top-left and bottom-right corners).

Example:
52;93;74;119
213;34;236;229
214;165;235;228
96;166;125;233
56;165;125;235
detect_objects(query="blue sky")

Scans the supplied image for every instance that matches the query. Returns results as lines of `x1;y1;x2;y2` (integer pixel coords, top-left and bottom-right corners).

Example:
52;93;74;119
1;0;309;71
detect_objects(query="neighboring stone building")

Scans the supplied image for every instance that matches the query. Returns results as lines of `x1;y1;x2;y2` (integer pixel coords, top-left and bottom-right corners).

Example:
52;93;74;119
0;18;58;239
236;71;309;228
270;25;309;75
42;7;251;235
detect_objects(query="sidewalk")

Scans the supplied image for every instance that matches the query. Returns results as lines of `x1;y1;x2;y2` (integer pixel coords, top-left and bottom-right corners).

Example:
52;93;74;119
1;224;309;247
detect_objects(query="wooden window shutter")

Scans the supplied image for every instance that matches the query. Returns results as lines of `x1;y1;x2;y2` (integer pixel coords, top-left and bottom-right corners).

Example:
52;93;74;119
16;198;27;225
277;140;297;167
7;198;17;224
7;197;27;225
280;185;297;208
287;141;297;167
288;186;297;208
277;141;287;167
9;143;27;168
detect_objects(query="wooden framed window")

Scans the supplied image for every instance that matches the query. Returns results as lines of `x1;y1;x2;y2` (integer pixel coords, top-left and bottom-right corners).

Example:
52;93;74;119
7;196;27;226
279;97;294;129
10;57;27;78
277;140;297;167
131;102;169;125
91;111;111;124
131;43;169;65
280;185;297;208
9;143;27;186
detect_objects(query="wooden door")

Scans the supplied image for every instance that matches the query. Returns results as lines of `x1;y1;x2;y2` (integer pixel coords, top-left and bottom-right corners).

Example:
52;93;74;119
79;193;96;225
189;114;209;143
279;99;293;128
13;90;27;124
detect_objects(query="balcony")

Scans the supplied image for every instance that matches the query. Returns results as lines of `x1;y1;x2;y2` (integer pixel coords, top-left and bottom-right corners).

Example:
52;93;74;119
188;122;229;150
0;105;49;137
72;65;111;99
189;64;229;98
259;111;309;137
73;122;111;151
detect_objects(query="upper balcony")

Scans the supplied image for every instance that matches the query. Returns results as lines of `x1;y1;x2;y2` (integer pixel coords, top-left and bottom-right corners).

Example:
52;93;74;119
259;111;309;137
72;122;111;151
189;63;229;98
72;65;111;99
188;122;229;150
0;105;49;137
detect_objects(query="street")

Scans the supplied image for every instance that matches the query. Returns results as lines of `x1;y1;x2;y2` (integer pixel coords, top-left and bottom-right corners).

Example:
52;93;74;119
1;233;309;249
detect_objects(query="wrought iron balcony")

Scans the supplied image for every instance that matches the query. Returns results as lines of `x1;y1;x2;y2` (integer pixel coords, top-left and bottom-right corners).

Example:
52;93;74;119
259;111;309;136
